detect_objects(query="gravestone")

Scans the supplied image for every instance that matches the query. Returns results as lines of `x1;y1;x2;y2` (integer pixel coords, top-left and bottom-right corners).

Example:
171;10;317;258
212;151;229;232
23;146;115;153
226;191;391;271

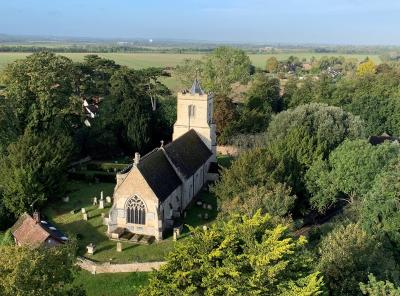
99;200;104;209
116;242;122;252
93;197;98;206
106;196;112;203
202;203;207;209
86;243;96;255
207;204;212;210
100;191;104;200
81;208;86;214
101;213;105;218
173;230;177;241
203;225;208;231
203;213;209;220
62;196;69;203
83;213;88;221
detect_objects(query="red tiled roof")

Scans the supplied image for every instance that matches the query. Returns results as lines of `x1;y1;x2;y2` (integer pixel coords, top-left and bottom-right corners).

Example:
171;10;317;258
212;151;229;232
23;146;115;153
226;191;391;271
11;213;50;247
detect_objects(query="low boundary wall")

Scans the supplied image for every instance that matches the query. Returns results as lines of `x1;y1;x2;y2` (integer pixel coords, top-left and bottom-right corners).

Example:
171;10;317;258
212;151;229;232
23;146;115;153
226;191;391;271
77;257;165;274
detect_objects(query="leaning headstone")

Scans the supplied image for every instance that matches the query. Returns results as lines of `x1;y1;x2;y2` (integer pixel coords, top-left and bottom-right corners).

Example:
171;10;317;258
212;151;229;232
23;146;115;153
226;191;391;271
99;199;104;209
87;243;96;255
116;242;122;252
83;213;88;221
106;196;112;203
93;197;98;206
81;208;86;214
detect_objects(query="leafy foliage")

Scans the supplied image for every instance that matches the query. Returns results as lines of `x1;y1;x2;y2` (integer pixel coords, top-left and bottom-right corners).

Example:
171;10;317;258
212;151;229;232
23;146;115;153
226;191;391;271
142;211;324;296
360;274;400;296
0;243;86;296
361;157;400;248
317;223;399;296
306;140;400;212
0;130;73;216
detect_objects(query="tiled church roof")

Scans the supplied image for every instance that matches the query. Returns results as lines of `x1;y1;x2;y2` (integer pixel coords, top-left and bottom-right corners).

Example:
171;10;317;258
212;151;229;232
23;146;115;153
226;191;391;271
164;129;212;179
137;149;182;202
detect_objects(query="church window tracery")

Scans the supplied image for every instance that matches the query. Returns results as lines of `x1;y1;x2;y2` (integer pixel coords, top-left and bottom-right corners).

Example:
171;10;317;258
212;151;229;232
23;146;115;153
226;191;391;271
126;196;146;225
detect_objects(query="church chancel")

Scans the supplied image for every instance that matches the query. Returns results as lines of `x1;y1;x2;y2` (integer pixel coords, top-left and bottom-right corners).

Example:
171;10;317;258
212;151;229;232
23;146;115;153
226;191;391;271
107;80;217;241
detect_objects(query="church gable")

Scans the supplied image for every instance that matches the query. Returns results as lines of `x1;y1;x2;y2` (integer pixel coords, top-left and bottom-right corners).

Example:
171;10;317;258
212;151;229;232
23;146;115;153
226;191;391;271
164;129;212;179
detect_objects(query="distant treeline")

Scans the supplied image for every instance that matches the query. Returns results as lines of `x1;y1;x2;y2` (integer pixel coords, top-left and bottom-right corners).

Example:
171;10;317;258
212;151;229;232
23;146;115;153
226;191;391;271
0;45;215;53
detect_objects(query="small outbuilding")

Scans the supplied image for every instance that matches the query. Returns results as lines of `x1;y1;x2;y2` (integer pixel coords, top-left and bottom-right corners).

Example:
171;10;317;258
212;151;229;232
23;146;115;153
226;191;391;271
10;211;68;248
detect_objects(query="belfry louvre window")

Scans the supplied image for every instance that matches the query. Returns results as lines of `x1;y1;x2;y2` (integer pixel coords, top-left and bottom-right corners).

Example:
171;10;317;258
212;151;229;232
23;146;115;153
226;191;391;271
188;104;196;118
126;196;146;225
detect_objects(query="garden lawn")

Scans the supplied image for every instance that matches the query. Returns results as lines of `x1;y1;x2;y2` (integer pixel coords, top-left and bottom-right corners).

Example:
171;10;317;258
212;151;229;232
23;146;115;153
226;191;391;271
44;180;218;263
74;270;150;296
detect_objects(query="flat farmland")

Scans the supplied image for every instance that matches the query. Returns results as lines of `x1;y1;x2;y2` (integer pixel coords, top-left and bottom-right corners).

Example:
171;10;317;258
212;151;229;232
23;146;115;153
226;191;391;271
0;51;381;92
0;51;381;71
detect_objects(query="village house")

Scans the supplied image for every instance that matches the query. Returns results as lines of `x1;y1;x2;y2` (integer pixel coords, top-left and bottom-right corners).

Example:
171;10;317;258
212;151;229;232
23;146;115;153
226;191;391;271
107;80;217;241
10;211;68;248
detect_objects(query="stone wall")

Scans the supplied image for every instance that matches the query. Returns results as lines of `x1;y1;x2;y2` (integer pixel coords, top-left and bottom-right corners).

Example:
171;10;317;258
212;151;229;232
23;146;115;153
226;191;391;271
77;257;165;274
216;145;239;156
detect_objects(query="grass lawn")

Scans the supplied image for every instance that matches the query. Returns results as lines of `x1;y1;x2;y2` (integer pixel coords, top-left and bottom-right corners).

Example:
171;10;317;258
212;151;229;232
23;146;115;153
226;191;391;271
44;180;218;263
74;270;150;296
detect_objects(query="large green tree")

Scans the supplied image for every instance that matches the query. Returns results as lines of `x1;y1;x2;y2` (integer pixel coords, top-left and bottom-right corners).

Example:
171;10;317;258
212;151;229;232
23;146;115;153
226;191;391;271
0;243;85;296
306;140;400;213
0;52;82;133
142;211;324;296
0;130;73;216
317;223;398;296
175;47;251;95
108;67;154;152
361;157;400;248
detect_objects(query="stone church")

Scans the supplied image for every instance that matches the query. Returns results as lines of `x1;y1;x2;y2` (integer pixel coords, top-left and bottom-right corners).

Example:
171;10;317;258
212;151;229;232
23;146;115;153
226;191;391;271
107;80;217;240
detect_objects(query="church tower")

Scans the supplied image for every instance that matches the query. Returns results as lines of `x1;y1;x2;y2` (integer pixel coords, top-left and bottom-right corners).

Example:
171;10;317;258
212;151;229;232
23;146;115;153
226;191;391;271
173;79;216;160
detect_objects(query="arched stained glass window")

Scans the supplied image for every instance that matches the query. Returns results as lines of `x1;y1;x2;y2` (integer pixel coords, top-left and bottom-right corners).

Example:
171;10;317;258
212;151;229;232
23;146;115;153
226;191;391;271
126;196;146;225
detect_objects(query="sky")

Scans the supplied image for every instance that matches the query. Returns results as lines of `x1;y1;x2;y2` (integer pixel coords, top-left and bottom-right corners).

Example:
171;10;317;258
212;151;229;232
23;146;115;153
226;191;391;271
1;0;400;45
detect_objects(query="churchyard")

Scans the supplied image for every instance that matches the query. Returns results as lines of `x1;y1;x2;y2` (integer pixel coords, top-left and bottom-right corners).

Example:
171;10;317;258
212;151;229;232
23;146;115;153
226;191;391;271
44;177;218;264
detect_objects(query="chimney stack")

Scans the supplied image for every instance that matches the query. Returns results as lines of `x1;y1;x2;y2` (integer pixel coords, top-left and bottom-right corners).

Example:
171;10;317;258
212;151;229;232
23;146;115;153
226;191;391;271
134;152;140;166
33;211;40;223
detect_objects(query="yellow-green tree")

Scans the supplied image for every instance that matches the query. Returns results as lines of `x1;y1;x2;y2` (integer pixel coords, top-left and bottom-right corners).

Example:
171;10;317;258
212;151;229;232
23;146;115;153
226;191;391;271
266;56;279;73
0;244;85;296
141;211;324;296
356;57;376;76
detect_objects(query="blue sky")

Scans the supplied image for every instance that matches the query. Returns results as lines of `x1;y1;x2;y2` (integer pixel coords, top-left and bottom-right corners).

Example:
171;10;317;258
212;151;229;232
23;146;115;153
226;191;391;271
1;0;400;45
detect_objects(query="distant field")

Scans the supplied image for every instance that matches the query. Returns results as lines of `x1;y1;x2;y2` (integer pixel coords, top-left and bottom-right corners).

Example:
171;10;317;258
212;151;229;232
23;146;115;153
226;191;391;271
0;52;381;71
0;51;381;92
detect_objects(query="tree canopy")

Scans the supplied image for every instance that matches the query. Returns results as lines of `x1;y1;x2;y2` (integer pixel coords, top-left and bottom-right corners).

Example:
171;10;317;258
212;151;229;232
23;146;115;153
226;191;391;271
0;243;85;296
306;140;400;213
142;211;324;296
